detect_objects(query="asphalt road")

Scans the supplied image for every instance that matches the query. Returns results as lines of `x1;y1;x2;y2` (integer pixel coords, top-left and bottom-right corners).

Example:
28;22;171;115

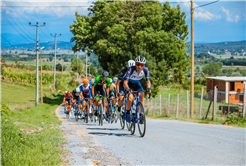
57;105;245;165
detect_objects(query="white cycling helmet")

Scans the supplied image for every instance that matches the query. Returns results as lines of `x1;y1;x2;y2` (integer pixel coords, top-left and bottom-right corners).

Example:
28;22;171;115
65;91;67;94
127;60;135;67
135;56;146;64
109;78;112;83
90;78;95;84
75;88;80;93
113;77;118;83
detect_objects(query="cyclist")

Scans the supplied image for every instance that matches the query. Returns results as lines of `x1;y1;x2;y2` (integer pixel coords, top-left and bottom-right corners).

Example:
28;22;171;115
112;77;118;84
116;60;135;117
104;80;116;113
79;79;92;118
92;70;111;121
63;91;73;113
124;56;152;122
72;88;81;116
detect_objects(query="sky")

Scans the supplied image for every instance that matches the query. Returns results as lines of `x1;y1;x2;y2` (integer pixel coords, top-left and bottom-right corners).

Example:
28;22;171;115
1;0;245;46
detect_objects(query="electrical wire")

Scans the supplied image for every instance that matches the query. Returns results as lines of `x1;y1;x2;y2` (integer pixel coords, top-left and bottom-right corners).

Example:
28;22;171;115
192;0;219;9
1;35;16;47
2;12;34;43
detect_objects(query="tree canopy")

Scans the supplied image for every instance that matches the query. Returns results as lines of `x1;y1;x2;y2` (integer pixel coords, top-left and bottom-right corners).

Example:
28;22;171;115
70;1;189;95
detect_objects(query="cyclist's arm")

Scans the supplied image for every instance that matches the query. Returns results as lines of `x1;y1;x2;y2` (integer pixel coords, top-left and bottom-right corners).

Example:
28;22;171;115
106;87;109;95
147;80;151;89
116;79;121;94
92;86;94;96
124;80;130;90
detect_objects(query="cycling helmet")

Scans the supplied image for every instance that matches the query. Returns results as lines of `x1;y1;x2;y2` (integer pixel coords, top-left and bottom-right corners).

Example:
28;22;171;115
135;56;146;64
102;70;109;77
89;74;92;77
109;78;112;83
113;77;118;83
127;60;135;67
83;79;89;84
65;91;67;94
90;78;95;84
75;88;80;93
66;91;70;94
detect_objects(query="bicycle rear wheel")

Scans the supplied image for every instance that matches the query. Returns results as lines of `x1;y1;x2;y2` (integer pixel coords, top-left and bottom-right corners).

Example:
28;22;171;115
120;113;125;129
86;104;89;123
137;101;146;137
99;104;103;126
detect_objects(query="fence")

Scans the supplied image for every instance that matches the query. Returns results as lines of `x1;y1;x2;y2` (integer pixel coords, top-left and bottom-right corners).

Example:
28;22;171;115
144;86;246;120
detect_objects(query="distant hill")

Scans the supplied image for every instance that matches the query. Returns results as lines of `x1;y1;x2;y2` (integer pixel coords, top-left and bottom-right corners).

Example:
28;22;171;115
187;40;246;53
2;41;75;50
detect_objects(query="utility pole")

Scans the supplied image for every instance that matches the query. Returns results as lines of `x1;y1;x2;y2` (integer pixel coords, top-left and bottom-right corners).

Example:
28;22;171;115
40;58;43;104
29;22;45;105
86;53;88;79
190;0;194;118
189;0;219;118
51;33;61;87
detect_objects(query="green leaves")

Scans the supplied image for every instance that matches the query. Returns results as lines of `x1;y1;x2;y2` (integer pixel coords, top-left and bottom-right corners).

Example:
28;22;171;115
70;1;189;96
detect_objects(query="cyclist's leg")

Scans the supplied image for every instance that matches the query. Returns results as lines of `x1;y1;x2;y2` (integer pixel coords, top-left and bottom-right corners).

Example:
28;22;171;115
77;97;81;114
136;82;145;114
118;81;125;112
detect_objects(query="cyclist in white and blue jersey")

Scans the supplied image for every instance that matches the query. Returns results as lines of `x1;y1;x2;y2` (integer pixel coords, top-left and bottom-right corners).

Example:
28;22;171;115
123;56;152;122
116;60;135;117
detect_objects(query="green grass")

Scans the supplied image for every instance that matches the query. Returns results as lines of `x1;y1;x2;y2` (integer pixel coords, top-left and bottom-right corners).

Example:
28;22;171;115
1;93;66;165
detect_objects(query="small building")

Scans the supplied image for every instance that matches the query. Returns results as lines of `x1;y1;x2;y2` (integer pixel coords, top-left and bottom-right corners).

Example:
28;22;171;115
206;76;246;105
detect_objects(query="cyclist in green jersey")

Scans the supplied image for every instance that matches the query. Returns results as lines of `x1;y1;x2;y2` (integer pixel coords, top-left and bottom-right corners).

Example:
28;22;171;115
92;70;111;121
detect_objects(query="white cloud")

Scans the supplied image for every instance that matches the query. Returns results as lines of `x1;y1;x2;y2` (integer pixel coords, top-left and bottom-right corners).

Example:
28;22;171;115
177;0;221;21
221;6;241;23
234;15;240;22
2;1;92;18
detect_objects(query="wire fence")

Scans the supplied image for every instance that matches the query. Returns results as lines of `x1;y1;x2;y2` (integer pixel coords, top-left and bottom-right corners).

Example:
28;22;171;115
144;88;246;120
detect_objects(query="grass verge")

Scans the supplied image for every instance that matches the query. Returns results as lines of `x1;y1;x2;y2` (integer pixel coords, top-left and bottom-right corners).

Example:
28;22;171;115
1;93;66;165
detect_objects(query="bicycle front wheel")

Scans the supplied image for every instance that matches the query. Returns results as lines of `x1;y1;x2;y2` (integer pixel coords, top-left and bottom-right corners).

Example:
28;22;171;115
137;101;146;137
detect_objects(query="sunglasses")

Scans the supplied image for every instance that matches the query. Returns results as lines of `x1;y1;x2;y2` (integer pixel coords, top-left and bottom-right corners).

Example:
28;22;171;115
103;76;108;79
136;63;144;67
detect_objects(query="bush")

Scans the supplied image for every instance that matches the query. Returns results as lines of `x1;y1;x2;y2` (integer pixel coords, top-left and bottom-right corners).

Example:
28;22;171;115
223;114;246;126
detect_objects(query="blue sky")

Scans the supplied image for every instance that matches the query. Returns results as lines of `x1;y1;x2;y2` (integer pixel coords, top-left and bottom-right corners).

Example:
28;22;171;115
1;0;245;46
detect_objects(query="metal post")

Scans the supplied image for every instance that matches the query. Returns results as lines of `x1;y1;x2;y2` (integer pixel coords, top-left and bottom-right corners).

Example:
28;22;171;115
190;0;194;118
213;86;217;121
243;82;246;118
167;94;170;117
61;60;63;84
176;94;179;118
199;87;204;119
29;22;45;104
187;91;189;118
51;33;61;87
153;97;156;116
160;94;161;116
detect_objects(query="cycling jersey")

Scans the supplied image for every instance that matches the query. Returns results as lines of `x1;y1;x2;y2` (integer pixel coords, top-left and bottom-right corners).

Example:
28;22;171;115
125;66;150;83
93;75;111;87
64;93;73;99
80;84;92;95
118;67;128;81
104;83;116;92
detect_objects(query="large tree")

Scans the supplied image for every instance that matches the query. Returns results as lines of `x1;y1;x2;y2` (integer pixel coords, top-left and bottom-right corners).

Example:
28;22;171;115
70;1;189;95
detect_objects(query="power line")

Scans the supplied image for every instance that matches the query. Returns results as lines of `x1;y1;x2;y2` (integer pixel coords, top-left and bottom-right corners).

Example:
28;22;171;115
0;35;15;47
1;5;91;8
2;13;33;43
2;12;35;42
192;0;219;9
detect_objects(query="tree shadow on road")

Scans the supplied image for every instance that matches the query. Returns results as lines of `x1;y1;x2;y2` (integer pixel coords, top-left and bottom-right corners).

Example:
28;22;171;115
86;127;122;131
43;94;64;106
88;132;134;137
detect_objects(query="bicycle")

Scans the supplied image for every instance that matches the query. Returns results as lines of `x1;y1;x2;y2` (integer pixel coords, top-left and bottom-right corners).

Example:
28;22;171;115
94;93;104;126
118;94;126;130
127;90;151;137
64;101;71;119
74;101;81;121
106;97;117;124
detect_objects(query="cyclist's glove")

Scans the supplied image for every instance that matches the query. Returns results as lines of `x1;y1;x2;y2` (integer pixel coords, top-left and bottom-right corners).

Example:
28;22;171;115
117;92;120;97
147;87;152;92
125;88;132;94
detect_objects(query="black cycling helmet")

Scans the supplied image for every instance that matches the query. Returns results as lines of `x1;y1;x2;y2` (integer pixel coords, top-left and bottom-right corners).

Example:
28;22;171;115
102;70;109;77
